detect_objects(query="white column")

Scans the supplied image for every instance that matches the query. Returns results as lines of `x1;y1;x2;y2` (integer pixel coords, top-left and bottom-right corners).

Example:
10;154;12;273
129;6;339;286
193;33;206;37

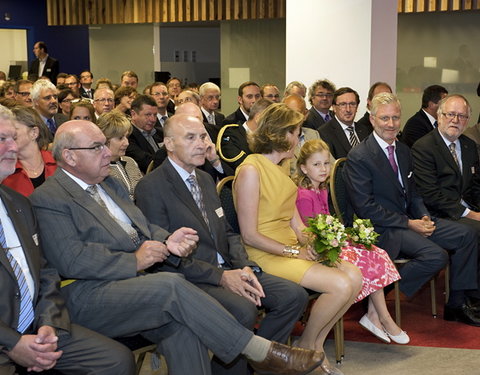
286;0;397;111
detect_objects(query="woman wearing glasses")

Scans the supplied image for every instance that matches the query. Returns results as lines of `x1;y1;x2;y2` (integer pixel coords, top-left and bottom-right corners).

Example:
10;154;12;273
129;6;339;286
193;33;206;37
2;106;56;195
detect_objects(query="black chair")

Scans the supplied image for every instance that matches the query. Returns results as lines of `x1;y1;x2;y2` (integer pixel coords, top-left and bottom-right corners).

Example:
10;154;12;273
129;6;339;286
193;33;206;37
216;176;240;233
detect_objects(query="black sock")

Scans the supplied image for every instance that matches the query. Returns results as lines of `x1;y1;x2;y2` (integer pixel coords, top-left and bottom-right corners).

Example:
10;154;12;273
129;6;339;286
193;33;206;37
446;290;465;308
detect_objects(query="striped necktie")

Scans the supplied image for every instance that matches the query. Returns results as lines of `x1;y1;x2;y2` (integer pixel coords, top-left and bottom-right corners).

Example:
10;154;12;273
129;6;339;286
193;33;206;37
1;218;35;333
346;126;359;147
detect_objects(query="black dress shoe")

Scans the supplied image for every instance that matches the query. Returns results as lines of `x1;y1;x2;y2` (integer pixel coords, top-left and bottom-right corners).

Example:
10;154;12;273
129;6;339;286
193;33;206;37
466;296;480;312
444;304;480;327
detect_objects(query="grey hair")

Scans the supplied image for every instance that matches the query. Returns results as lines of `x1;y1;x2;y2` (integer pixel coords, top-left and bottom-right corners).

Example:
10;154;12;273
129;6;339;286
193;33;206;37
31;79;57;101
199;82;220;97
370;92;401;116
52;128;77;164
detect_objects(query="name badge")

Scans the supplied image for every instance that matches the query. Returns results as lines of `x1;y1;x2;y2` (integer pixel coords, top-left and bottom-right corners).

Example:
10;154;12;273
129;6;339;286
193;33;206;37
46;68;51;72
32;233;39;246
215;207;224;218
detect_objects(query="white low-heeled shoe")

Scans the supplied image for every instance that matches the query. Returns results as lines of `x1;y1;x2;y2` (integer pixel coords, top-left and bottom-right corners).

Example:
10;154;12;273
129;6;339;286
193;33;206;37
386;329;410;344
359;314;391;343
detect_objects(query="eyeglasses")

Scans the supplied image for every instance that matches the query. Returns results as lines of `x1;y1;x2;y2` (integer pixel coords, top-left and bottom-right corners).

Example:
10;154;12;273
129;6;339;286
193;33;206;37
204;95;221;101
442;112;469;122
373;115;401;123
68;144;106;153
151;92;168;97
264;94;280;99
16;91;31;97
314;93;333;98
41;94;58;101
335;102;357;108
94;98;114;103
66;82;79;87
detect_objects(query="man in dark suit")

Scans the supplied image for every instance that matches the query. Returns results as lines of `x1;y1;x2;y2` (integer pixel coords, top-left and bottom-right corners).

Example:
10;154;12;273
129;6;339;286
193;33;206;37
356;82;393;133
412;94;480;309
217;98;272;170
29;119;325;375
303;79;336;131
318;87;371;159
200;82;225;128
344;92;480;326
0;108;135;374
152;102;234;181
28;42;59;84
149;82;173;130
31;79;68;138
126;94;164;173
136;113;308;375
223;81;261;126
79;70;95;99
401;85;448;147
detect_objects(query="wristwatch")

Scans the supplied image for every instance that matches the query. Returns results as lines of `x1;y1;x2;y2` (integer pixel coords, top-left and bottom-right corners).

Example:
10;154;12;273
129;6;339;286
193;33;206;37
282;245;300;258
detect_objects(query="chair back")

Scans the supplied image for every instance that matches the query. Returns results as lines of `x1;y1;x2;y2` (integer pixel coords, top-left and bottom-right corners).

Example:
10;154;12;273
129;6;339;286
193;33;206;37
146;160;155;174
216;176;240;233
329;158;352;225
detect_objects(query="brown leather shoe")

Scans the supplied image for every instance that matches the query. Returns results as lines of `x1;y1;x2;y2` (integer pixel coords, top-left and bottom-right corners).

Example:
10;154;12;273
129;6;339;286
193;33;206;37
249;341;325;375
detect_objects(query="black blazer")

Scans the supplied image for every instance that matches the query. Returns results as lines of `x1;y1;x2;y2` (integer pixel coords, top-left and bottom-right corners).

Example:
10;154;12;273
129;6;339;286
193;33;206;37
223;108;247;126
303;108;334;131
135;159;257;285
28;56;59;83
355;111;374;133
318;117;371;159
202;110;225;128
0;186;70;351
401;109;435;148
79;87;95;99
217;123;251;170
411;129;480;220
126;126;163;173
344;134;430;258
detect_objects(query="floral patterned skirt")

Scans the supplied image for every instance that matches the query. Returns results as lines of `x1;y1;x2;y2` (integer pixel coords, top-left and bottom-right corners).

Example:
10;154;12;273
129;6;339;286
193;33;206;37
340;242;400;302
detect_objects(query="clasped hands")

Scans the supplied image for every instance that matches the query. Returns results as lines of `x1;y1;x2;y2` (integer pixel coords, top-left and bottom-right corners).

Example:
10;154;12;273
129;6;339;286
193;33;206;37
135;227;199;271
6;325;61;372
220;267;265;306
408;215;435;237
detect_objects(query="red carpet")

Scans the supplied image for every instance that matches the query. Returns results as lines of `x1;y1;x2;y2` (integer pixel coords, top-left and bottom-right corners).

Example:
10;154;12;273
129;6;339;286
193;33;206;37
293;271;480;349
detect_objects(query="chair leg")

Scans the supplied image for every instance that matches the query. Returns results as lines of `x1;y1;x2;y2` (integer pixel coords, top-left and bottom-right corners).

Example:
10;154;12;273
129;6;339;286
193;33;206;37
430;278;437;318
333;317;344;364
135;352;147;375
445;264;450;303
394;280;401;326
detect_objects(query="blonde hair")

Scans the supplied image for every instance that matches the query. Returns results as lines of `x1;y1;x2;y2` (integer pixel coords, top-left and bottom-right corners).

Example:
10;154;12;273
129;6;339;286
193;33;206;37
248;103;303;154
294;139;331;190
97;110;132;140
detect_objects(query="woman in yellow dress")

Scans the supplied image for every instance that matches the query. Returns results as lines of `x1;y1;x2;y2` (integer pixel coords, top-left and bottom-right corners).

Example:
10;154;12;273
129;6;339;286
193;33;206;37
234;103;362;375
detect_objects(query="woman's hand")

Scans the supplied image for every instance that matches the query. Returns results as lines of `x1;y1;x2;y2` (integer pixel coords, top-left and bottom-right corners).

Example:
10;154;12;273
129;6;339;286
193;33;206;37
297;243;319;261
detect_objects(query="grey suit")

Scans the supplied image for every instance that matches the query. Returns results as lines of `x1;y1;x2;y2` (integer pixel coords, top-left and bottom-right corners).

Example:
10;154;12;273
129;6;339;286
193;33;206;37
30;169;256;375
0;185;134;375
135;160;307;374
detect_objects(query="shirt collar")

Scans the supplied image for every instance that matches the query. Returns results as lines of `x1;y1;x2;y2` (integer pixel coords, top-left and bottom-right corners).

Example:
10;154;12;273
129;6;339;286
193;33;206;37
168;157;196;184
437;129;460;149
373;130;396;150
62;168;91;190
335;115;355;130
133;123;156;137
422;109;437;126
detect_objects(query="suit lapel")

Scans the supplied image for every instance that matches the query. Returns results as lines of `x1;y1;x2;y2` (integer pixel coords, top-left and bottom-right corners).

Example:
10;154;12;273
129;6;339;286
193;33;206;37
164;161;211;234
332;119;352;155
433;130;462;177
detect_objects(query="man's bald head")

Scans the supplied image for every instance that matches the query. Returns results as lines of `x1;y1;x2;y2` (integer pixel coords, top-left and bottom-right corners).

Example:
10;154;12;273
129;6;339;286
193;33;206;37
174;102;203;122
283;94;307;116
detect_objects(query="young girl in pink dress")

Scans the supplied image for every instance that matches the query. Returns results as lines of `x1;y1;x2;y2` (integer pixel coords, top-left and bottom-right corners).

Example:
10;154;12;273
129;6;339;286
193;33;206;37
295;139;410;344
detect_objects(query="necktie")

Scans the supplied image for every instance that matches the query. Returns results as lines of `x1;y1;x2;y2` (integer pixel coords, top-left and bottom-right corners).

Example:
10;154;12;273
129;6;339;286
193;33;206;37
86;185;141;246
387;145;398;176
0;219;34;333
187;175;210;227
161;116;168;126
433;121;438;128
46;118;56;134
324;113;331;122
346;126;359;147
208;114;215;125
449;143;460;169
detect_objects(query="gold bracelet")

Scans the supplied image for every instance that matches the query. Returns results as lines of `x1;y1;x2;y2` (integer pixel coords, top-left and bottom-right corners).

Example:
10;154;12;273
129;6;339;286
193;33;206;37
282;245;300;258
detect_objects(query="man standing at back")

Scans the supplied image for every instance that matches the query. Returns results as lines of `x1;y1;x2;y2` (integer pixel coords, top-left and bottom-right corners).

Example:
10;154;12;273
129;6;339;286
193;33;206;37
136;113;308;375
344;92;480;326
28;42;59;83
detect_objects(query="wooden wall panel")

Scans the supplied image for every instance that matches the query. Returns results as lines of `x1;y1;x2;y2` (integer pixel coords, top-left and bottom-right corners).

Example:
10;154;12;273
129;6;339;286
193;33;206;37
47;0;480;25
47;0;287;25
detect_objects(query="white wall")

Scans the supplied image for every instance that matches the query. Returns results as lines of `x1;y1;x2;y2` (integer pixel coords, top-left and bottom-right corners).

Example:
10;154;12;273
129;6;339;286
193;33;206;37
286;0;397;116
0;28;27;77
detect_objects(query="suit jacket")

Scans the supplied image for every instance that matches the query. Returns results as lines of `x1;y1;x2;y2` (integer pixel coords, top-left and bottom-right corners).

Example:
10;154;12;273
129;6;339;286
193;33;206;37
303;108;334;131
126;125;164;173
344;134;430;257
355;111;374;133
401;109;435;148
287;128;320;175
79;87;95;99
411;129;480;220
28;56;59;83
152;147;234;182
223;107;247;126
217;123;251;170
29;169;175;301
318;117;371;159
0;185;70;352
135;159;257;286
202;110;225;128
